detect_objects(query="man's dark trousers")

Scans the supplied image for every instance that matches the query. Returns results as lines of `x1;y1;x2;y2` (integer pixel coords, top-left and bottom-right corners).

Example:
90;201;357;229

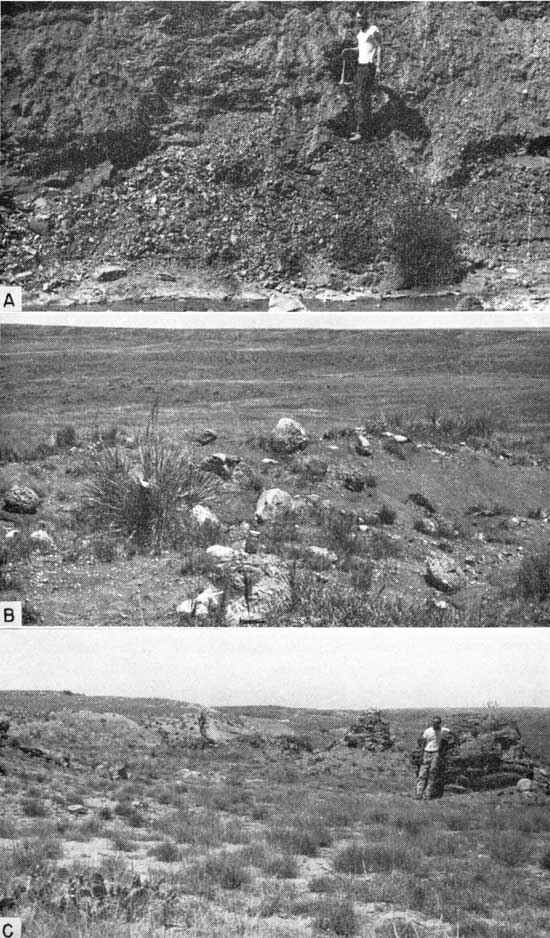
356;63;376;139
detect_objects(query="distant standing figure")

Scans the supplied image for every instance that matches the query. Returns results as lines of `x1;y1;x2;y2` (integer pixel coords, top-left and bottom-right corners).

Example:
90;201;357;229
416;716;456;800
349;10;382;142
198;710;208;742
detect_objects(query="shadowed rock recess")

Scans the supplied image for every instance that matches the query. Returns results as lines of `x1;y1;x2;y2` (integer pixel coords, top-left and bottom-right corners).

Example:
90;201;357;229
1;1;549;294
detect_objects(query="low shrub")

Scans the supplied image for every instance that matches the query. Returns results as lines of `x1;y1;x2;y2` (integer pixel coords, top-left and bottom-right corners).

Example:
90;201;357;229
271;827;323;857
9;837;63;874
55;424;78;449
91;535;118;562
22;798;48;818
516;548;550;602
313;897;358;936
111;832;136;852
149;840;181;862
370;531;402;559
383;438;407;460
376;504;397;526
265;852;300;879
334;840;414;874
202;851;250;889
488;832;532;867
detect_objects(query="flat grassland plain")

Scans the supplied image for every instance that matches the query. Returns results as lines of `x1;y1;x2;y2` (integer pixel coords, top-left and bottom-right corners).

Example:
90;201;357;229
1;691;550;938
1;327;549;625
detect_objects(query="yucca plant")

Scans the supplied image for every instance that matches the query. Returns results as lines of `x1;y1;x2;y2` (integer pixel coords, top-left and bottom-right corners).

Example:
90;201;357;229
85;407;218;551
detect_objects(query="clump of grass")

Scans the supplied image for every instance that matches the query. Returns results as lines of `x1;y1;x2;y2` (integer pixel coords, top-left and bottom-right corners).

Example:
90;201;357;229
383;438;407;460
55;424;78;449
114;802;146;828
257;881;298;918
201;851;250;889
148;840;181;862
334;840;415;874
111;831;136;852
313;897;358;936
22;797;48;818
370;531;402;559
323;509;368;558
265;852;300;879
91;534;118;562
488;831;532;867
8;837;63;874
271;827;324;857
310;875;340;894
516;548;550;602
375;504;396;526
84;408;217;552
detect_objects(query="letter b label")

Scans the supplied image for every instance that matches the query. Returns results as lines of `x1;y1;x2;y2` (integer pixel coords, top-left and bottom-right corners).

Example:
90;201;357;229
0;603;22;627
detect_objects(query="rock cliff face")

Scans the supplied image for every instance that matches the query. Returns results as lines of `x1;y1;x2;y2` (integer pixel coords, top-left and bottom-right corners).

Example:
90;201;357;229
2;1;549;287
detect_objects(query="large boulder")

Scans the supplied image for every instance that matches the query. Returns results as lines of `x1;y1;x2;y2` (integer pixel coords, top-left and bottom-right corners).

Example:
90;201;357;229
268;293;306;313
255;488;293;523
3;484;41;514
224;552;290;625
425;555;466;593
269;418;309;455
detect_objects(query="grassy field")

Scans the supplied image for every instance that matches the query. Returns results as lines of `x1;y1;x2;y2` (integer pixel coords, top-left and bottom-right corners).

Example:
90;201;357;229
1;692;550;938
1;327;549;626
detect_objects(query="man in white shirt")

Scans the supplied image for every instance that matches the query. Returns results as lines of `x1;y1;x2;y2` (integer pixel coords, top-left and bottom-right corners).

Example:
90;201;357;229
415;716;456;800
349;11;382;142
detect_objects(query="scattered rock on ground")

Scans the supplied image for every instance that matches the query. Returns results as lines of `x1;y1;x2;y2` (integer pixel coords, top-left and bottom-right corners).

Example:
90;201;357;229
415;517;439;536
268;292;306;313
191;504;219;527
269;417;309;455
255;488;294;523
93;264;128;282
306;546;337;564
344;473;366;493
193;428;217;446
176;585;224;621
205;545;240;563
354;431;373;456
30;530;55;549
199;452;240;479
3;485;41;514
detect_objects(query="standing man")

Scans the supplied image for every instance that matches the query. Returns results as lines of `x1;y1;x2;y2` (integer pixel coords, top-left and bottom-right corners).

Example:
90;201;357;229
416;716;456;800
349;9;382;142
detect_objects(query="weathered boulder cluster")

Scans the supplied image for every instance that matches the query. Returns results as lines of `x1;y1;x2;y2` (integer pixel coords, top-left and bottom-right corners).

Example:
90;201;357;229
411;713;550;794
342;709;395;752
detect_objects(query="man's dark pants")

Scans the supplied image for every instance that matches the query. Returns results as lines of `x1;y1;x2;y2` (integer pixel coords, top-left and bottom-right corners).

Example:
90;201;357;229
356;63;376;139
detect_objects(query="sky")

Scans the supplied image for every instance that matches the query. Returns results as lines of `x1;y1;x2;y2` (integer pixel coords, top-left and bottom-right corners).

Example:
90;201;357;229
1;310;548;330
2;628;550;710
